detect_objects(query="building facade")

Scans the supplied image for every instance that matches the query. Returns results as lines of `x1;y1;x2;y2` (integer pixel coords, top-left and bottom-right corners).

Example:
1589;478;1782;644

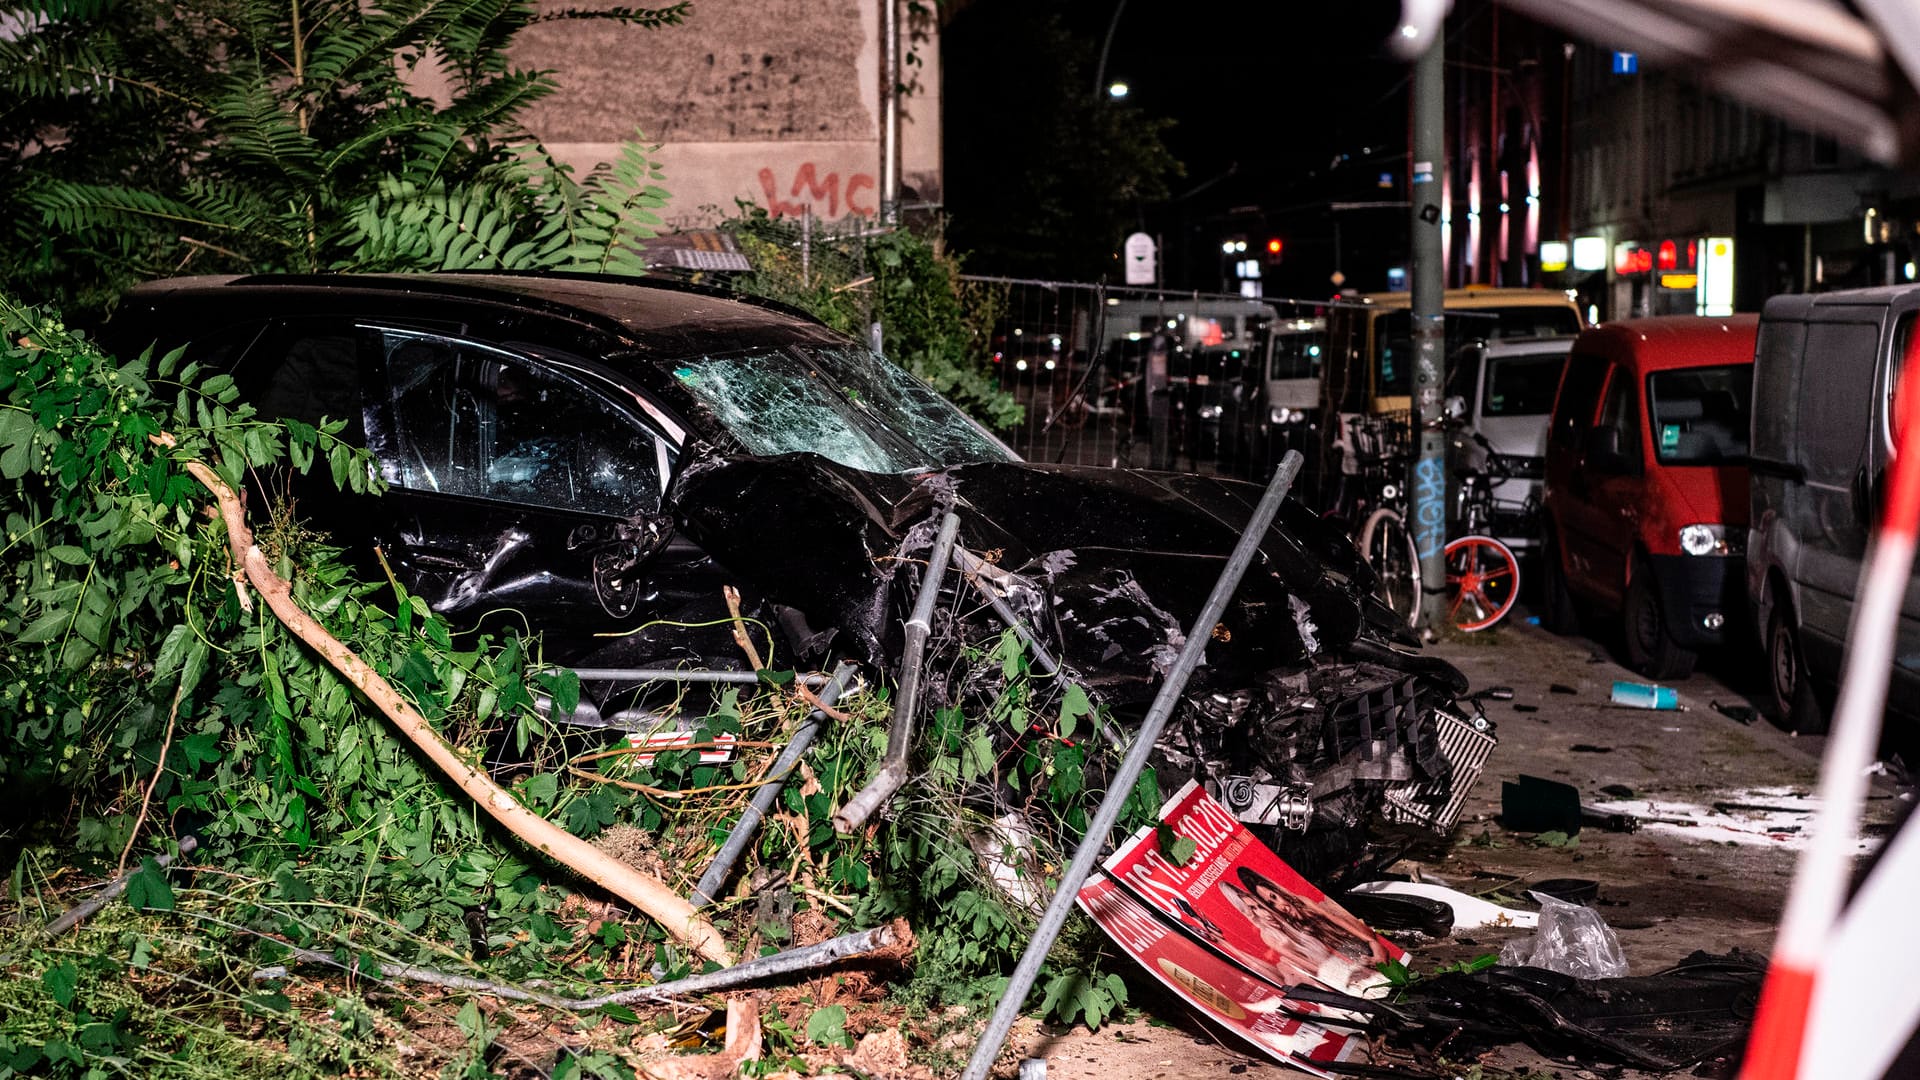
504;0;941;228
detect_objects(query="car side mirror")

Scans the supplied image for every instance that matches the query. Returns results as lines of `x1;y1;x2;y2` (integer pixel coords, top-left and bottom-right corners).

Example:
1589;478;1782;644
1444;395;1468;422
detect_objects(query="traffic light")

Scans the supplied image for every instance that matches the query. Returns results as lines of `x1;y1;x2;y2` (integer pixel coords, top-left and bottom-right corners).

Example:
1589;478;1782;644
1265;238;1284;265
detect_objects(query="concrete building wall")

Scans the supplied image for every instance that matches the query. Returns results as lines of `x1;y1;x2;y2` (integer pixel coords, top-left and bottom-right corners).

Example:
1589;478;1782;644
507;0;940;228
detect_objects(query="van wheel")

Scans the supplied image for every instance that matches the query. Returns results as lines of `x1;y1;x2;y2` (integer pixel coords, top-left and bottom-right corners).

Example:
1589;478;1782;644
1768;604;1828;735
1624;559;1696;680
1538;528;1580;635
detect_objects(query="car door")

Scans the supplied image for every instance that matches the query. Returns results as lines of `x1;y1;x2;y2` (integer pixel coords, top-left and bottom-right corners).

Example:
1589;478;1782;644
362;326;731;664
1576;365;1645;606
1554;361;1635;603
1792;316;1880;680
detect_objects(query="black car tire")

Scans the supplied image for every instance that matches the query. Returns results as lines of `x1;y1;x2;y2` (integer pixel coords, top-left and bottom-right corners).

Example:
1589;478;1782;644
1768;602;1829;735
1623;557;1696;680
1538;528;1581;636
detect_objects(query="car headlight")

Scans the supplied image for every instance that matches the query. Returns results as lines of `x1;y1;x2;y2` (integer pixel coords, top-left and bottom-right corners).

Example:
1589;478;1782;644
1198;404;1223;420
1270;406;1299;425
1679;523;1741;556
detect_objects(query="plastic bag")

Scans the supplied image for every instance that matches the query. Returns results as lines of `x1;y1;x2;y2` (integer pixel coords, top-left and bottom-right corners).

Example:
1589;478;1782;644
1499;891;1629;979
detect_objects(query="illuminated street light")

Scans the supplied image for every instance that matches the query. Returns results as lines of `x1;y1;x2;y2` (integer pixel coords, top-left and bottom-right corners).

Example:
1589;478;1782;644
1107;81;1129;100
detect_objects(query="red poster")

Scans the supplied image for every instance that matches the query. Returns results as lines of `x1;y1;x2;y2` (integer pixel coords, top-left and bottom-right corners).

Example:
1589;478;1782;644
1076;873;1362;1074
1103;779;1405;996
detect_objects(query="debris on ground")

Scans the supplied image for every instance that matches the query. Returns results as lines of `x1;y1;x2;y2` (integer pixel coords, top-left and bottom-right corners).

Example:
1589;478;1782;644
1498;892;1629;978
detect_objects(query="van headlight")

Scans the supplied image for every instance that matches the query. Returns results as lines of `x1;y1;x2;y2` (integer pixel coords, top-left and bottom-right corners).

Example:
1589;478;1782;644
1198;404;1223;420
1679;524;1741;556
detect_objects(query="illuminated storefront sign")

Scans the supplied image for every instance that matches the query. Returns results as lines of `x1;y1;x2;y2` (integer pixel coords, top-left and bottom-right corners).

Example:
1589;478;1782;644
1696;237;1734;316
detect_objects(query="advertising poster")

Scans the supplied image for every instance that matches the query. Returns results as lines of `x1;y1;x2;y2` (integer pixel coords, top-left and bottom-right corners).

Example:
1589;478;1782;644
1103;779;1405;996
1076;873;1363;1075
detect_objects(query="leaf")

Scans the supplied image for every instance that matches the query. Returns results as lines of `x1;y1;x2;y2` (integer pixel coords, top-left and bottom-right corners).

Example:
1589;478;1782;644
1155;822;1196;866
124;858;173;911
41;960;77;1007
804;1005;851;1049
1057;683;1091;739
959;730;994;781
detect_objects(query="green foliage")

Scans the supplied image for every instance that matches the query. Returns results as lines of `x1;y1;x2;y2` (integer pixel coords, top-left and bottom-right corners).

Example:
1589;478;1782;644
719;204;1023;430
0;0;687;314
0;288;1148;1078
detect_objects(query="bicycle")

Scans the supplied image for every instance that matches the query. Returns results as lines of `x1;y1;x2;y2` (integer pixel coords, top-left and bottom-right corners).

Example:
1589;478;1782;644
1328;413;1422;631
1442;428;1526;633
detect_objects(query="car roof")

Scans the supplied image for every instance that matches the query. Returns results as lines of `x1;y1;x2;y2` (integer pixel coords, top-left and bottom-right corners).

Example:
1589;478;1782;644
116;271;845;359
1572;315;1757;372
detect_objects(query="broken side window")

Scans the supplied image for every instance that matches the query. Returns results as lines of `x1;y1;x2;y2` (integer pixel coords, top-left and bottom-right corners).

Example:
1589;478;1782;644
378;329;668;517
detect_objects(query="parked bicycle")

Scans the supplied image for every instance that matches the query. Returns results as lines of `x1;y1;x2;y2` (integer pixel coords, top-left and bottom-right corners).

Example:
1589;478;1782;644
1331;415;1529;633
1327;413;1422;630
1443;428;1526;633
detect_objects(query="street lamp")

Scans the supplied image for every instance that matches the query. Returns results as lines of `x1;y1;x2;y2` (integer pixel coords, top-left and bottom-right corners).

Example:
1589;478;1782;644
1107;80;1130;100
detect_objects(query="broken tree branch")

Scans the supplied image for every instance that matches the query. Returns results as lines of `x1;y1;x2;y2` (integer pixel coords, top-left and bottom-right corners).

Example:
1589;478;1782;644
722;585;765;671
179;457;733;966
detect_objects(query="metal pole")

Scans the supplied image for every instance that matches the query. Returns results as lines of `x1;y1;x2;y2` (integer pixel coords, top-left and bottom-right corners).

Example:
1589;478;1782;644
1409;31;1449;634
691;662;858;907
568;669;831;688
960;451;1304;1080
834;512;962;831
879;0;901;223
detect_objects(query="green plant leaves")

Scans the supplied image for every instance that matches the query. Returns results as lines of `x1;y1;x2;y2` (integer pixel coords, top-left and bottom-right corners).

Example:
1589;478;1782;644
804;1004;852;1049
123;857;173;912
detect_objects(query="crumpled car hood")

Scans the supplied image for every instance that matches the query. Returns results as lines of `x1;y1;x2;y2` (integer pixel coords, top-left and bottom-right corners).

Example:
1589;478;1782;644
669;451;1444;703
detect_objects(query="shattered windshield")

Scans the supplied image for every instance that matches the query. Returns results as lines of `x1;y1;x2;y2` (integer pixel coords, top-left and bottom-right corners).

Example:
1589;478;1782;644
668;345;1015;473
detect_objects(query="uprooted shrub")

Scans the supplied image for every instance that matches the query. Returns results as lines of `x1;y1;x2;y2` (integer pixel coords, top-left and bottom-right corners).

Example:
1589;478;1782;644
0;293;1150;1078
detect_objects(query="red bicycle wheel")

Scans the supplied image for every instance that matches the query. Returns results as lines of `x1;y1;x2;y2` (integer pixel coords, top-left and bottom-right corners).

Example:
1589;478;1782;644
1444;535;1520;632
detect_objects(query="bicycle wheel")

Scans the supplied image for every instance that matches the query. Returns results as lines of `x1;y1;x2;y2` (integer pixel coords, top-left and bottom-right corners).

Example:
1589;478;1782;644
1444;534;1520;632
1360;507;1422;631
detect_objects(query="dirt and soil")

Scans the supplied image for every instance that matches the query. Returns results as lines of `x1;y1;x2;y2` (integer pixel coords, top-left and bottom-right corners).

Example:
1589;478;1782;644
1005;617;1911;1079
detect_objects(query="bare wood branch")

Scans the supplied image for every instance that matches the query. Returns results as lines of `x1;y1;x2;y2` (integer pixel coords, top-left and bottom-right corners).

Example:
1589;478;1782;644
178;456;733;965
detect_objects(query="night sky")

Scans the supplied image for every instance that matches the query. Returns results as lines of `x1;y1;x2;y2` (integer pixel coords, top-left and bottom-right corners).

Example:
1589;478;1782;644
945;0;1412;294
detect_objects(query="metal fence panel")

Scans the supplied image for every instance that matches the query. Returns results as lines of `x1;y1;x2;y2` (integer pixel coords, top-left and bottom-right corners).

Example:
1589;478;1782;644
960;276;1333;484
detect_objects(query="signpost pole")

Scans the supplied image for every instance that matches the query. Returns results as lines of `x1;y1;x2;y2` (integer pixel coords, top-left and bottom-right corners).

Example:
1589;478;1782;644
1409;28;1449;634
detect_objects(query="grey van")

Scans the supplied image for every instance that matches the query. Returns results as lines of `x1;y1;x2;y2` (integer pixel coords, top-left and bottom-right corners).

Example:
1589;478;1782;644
1748;286;1920;732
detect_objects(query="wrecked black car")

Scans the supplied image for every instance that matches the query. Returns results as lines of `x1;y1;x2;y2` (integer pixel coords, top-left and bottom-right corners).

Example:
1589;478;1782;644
105;272;1492;875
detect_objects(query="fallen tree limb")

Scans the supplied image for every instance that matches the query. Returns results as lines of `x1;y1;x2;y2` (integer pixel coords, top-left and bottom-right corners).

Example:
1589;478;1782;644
252;921;908;1009
179;457;732;966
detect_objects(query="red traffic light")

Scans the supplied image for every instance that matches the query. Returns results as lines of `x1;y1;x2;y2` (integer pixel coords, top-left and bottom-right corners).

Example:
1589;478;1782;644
1266;238;1283;255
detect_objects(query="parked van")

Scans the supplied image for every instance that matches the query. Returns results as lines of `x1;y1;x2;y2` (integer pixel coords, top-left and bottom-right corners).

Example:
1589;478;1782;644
1443;336;1576;547
1540;316;1757;679
1749;287;1920;732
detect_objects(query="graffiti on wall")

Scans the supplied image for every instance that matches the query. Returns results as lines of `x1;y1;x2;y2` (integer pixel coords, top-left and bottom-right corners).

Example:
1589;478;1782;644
757;163;877;218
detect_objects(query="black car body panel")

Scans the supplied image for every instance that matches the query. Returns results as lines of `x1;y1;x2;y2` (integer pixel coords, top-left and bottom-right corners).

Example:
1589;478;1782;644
103;272;1488;877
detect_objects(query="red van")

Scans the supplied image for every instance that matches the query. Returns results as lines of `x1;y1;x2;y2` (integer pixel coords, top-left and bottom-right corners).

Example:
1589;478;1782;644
1539;316;1757;678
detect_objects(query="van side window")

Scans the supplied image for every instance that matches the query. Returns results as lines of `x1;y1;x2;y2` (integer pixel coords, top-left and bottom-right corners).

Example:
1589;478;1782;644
1797;321;1879;487
1597;370;1643;471
1550;354;1607;449
1751;321;1805;463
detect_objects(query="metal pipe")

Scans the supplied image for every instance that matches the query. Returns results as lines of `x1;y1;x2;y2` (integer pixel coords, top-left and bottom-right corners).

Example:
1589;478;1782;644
568;668;831;688
532;694;675;734
256;922;901;1010
832;512;962;832
691;662;859;908
879;0;901;222
960;451;1304;1080
574;922;899;1007
952;547;1059;675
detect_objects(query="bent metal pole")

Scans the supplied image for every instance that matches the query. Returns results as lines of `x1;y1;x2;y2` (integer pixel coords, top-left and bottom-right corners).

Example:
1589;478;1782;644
960;450;1305;1080
833;511;963;832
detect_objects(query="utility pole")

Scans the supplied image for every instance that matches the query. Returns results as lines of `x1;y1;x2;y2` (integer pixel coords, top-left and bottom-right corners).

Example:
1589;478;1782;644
1409;24;1448;634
